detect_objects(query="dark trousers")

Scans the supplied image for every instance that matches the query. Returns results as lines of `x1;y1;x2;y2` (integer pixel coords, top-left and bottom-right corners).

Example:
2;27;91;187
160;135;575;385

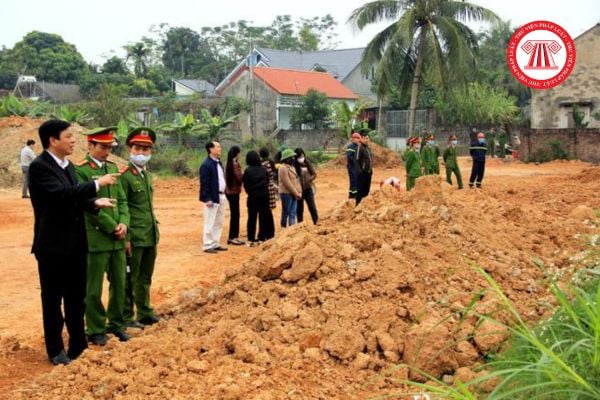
347;166;357;198
124;246;157;322
355;171;372;205
297;188;319;224
35;252;88;360
469;159;486;188
225;193;240;240
247;195;272;242
257;209;275;242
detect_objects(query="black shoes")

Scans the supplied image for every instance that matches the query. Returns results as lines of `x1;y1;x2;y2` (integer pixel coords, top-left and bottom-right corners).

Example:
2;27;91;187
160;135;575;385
49;350;72;366
125;321;145;329
138;315;160;326
110;331;131;342
204;248;218;254
88;334;108;346
215;246;228;251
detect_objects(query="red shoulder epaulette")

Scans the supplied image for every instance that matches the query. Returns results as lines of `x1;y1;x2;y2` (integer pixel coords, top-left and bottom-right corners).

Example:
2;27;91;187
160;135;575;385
119;165;130;174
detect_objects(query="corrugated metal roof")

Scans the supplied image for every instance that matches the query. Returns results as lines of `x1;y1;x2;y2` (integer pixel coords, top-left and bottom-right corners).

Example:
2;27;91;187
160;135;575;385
174;79;216;93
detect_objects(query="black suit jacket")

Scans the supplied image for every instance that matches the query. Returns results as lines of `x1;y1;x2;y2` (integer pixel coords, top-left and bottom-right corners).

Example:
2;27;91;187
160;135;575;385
29;151;98;257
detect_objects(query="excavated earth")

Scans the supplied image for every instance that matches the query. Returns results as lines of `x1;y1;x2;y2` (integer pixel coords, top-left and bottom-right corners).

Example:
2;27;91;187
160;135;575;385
8;164;600;399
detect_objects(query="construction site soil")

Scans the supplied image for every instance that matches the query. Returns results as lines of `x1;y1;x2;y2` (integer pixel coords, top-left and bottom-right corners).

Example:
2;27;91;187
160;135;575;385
0;117;599;399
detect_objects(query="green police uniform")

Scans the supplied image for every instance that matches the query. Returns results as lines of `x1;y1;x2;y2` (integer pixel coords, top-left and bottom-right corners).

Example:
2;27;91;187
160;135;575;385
404;148;422;191
76;154;129;336
443;145;463;189
121;128;160;324
498;131;507;158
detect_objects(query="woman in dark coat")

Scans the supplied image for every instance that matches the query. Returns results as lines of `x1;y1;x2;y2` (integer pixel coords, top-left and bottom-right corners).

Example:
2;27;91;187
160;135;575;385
242;151;274;245
225;146;244;245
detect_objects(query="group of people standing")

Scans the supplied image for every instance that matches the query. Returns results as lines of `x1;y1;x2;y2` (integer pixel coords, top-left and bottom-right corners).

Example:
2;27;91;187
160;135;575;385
28;121;161;366
345;131;492;196
199;142;319;253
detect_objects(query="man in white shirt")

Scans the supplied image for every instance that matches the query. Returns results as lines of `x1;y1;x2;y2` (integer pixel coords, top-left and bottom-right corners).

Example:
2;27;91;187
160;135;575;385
199;141;228;253
20;139;36;198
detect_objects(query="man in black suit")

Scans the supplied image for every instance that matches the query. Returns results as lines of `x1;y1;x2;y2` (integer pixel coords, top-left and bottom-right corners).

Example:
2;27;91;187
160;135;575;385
29;119;119;365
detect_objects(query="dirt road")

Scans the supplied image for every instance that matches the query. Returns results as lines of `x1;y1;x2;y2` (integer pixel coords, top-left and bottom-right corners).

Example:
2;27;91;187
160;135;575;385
0;158;596;396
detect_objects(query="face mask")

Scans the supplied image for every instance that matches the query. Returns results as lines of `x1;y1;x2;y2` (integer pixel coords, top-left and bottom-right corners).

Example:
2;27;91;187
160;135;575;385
478;138;485;144
130;153;151;166
429;141;436;146
451;140;458;146
298;157;305;164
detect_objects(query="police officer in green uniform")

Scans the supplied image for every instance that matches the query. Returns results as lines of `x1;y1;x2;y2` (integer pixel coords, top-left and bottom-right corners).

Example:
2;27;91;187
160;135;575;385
404;136;422;191
421;134;440;175
121;128;160;327
75;127;130;345
443;134;463;189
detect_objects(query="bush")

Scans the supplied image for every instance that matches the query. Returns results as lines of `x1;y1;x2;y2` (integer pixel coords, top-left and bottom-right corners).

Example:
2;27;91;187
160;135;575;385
527;140;570;163
148;146;200;177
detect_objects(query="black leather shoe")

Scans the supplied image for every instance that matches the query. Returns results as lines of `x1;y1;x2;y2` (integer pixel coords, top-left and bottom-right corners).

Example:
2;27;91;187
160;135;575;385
214;246;228;251
125;321;144;329
204;248;218;254
110;331;131;342
87;334;108;346
49;350;72;366
138;315;160;326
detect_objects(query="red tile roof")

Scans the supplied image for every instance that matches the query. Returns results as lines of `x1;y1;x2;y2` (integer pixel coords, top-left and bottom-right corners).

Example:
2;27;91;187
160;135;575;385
252;67;358;99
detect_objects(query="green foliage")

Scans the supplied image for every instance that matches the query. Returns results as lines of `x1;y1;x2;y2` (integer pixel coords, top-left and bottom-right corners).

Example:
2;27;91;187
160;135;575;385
101;56;129;75
331;100;370;139
350;0;499;134
1;31;88;84
476;20;531;107
51;105;92;125
220;96;250;119
528;140;570;163
198;109;237;141
389;266;600;400
148;146;197;177
435;82;520;125
124;41;152;77
91;84;134;126
572;105;589;128
0;94;26;116
290;89;332;129
157;112;204;147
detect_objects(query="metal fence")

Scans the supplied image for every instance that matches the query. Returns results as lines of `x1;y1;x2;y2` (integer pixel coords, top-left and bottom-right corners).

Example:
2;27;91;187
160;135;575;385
385;109;433;138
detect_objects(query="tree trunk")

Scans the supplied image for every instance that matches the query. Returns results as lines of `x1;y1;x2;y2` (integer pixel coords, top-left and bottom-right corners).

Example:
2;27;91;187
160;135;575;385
408;34;426;137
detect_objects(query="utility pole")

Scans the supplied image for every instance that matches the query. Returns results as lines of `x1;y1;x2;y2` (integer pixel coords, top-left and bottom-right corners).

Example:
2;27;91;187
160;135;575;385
249;41;256;138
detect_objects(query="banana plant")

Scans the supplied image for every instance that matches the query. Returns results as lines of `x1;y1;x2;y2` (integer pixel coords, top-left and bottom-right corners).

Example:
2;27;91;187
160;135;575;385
157;112;204;148
51;106;92;125
198;108;238;141
0;94;27;117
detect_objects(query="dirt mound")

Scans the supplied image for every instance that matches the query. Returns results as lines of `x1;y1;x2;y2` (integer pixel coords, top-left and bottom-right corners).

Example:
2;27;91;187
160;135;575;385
0;117;127;188
574;166;600;184
13;173;600;399
330;141;402;169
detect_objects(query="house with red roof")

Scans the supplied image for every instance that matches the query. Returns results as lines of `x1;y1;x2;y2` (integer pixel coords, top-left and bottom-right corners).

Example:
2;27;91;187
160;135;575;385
216;66;358;137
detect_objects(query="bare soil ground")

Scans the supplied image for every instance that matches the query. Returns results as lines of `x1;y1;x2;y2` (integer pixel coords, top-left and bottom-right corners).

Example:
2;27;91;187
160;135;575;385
0;117;599;398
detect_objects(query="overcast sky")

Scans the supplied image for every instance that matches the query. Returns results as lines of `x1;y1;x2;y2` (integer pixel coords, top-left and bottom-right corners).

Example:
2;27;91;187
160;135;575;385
1;0;598;64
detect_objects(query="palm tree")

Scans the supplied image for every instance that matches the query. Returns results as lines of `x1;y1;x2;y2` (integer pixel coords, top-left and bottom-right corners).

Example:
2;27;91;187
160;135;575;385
349;0;499;135
124;42;151;77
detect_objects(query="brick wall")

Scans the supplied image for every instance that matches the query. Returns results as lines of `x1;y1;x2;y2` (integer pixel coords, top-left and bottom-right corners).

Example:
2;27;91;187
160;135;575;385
276;129;345;151
523;128;600;163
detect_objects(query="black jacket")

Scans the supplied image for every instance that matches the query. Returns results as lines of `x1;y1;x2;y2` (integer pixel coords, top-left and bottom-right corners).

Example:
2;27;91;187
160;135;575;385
242;165;269;199
355;144;373;174
199;156;224;204
29;151;98;257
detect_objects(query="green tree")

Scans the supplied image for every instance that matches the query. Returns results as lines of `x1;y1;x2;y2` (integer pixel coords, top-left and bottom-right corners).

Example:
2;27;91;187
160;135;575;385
332;100;370;139
434;82;519;125
124;41;151;77
1;31;88;84
350;0;498;135
477;20;530;107
290;89;331;129
101;56;129;75
162;27;202;77
93;84;133;126
158;112;204;147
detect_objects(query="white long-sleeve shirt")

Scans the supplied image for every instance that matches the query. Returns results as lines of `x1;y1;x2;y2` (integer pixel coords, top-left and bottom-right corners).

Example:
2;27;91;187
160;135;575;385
20;146;36;167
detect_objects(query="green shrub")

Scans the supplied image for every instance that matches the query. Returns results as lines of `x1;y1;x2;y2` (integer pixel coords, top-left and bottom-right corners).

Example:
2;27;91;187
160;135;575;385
528;140;570;163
